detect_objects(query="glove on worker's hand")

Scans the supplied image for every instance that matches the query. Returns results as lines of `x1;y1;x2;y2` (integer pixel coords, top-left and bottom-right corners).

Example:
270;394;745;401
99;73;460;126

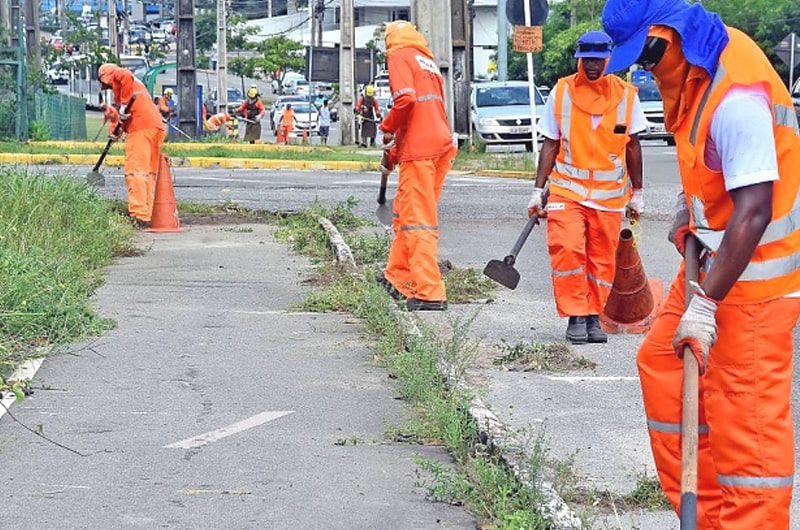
527;187;546;218
674;291;718;376
118;104;131;121
668;193;691;256
379;152;394;175
381;131;395;151
626;188;644;220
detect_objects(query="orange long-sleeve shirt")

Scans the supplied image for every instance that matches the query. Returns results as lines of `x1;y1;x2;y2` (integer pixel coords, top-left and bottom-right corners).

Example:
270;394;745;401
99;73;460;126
235;97;266;120
108;68;164;133
379;24;452;162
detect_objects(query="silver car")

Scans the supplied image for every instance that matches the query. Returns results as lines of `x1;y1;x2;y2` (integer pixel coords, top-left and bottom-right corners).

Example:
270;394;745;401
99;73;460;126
637;81;674;145
471;81;546;152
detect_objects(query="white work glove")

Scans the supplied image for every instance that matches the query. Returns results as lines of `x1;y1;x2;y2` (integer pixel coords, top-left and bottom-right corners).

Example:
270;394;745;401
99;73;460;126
527;187;546;218
668;192;691;256
118;104;131;121
255;115;262;123
674;289;718;376
626;188;644;220
379;152;394;174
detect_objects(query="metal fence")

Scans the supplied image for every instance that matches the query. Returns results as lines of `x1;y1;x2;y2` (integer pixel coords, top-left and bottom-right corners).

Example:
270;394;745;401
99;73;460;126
30;91;88;141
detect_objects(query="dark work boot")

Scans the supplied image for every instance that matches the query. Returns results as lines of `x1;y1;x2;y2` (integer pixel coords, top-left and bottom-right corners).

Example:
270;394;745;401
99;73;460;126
407;298;448;311
586;315;608;343
375;272;406;301
565;316;588;344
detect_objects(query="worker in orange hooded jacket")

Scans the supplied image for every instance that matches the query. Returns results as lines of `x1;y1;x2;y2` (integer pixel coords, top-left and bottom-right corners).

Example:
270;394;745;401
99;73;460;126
604;0;800;527
527;30;646;344
377;21;457;311
98;63;165;228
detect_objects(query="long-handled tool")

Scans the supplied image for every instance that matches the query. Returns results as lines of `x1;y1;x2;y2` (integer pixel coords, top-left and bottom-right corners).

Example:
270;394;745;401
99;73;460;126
376;153;394;227
164;119;193;140
681;234;701;530
483;189;549;289
86;122;122;187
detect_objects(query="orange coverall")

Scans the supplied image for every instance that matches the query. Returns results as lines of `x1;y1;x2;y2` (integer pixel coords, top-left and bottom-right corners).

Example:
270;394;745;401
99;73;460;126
278;107;295;144
107;68;165;223
378;21;456;304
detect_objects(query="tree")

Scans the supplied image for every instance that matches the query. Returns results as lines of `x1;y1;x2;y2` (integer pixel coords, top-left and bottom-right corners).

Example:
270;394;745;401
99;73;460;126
229;55;257;94
252;36;306;94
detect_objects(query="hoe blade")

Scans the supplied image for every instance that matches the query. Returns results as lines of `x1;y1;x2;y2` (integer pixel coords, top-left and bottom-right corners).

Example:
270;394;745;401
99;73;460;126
483;257;520;290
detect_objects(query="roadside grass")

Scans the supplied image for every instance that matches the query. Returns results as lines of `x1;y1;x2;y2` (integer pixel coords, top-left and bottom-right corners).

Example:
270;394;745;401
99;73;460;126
492;340;597;372
85;111;106;141
0;166;137;384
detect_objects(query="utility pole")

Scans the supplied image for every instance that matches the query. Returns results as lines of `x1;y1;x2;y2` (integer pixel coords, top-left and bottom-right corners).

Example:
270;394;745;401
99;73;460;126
497;0;508;81
58;0;66;32
315;0;324;47
108;0;119;57
176;0;198;137
450;0;472;138
123;0;130;54
339;0;355;145
412;0;455;131
216;0;227;114
24;0;39;75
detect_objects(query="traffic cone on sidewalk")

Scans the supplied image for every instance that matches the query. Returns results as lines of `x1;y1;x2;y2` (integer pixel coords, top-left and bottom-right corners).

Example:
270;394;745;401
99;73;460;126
147;154;181;233
599;228;663;334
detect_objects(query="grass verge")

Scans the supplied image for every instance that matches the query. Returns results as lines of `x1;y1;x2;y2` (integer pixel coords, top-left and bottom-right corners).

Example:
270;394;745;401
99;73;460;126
0;166;137;384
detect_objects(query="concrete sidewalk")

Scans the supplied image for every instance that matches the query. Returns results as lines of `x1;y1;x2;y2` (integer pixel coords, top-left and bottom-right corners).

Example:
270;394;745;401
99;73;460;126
0;223;475;529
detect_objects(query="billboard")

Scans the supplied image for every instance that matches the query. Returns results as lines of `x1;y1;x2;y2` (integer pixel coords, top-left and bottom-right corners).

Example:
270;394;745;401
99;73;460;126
305;46;381;86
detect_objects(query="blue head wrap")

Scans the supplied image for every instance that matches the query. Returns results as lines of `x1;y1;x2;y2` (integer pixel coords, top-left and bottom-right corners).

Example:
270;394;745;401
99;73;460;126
601;0;729;76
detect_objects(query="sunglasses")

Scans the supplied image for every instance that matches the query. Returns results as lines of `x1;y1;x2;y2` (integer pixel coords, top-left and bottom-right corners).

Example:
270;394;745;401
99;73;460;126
636;36;668;68
578;42;611;53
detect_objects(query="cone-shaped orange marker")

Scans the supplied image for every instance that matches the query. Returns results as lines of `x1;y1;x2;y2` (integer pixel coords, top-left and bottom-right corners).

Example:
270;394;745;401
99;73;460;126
600;228;662;334
147;155;181;233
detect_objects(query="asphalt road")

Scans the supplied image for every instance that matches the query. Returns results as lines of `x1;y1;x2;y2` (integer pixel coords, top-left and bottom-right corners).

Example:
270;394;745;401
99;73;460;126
9;142;800;528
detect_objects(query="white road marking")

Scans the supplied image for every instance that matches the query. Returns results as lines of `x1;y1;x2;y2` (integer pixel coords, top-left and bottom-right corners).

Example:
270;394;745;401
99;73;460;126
164;410;294;449
546;376;639;383
0;358;45;421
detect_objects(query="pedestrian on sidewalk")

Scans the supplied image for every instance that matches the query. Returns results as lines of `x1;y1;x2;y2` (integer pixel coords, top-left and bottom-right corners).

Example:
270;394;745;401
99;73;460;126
526;30;646;344
317;99;331;145
603;0;800;527
98;63;165;229
377;20;457;312
235;86;266;144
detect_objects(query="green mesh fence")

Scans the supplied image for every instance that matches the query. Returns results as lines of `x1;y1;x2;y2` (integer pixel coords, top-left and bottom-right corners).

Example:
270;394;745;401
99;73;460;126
0;62;21;140
30;91;88;141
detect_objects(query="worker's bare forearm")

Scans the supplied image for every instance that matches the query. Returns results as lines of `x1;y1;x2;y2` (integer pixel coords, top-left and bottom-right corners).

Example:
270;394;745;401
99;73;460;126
534;138;559;188
626;135;643;189
700;182;773;301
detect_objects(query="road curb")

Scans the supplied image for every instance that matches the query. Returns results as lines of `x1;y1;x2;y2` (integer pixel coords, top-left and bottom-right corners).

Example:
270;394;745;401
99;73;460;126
323;218;581;529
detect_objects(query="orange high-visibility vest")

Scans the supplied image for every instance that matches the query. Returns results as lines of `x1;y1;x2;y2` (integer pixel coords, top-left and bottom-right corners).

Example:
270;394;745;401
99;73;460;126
206;113;229;131
550;76;637;210
675;27;800;303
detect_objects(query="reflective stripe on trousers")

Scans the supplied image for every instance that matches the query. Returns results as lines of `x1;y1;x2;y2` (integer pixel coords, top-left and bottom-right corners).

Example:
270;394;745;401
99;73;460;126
124;128;163;221
545;195;621;317
638;270;800;529
384;147;456;301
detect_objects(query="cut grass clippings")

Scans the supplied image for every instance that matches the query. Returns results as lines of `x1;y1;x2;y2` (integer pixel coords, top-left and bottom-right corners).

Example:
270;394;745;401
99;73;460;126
0;166;137;380
493;340;597;372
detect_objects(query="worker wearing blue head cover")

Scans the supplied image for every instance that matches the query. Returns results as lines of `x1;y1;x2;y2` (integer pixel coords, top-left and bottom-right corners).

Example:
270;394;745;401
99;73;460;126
527;29;646;345
602;2;800;529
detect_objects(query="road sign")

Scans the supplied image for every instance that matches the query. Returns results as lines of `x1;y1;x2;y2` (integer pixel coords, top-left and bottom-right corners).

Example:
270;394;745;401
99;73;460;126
506;0;549;26
513;25;543;53
775;32;800;66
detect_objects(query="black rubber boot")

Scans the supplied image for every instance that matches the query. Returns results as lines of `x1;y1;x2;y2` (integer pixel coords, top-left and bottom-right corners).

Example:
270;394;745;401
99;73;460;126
565;316;588;344
586;315;608;343
375;272;405;301
407;298;448;311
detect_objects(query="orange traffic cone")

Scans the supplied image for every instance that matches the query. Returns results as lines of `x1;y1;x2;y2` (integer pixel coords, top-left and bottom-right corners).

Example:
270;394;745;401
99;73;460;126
599;228;663;334
147;154;181;233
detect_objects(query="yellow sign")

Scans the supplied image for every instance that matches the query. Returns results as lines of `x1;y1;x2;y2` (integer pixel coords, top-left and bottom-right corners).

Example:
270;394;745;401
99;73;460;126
513;25;543;53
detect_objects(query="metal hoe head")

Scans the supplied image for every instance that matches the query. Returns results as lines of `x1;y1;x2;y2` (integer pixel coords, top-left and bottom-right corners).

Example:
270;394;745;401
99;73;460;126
86;170;106;187
376;199;393;227
483;254;520;290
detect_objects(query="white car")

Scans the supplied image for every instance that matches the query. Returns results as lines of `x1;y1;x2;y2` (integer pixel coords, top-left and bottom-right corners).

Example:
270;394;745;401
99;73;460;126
287;80;311;96
792;78;800;120
270;95;308;131
636;81;674;145
470;81;545;152
271;72;306;94
288;102;320;135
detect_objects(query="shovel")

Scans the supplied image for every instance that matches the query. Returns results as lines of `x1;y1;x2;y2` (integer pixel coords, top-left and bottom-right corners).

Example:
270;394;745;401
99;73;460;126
483;213;543;289
86;123;122;187
376;166;393;227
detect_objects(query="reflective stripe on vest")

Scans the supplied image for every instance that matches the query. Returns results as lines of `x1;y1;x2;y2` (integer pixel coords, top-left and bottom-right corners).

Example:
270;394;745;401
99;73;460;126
647;418;710;435
551;84;630;202
717;474;794;489
687;65;800;284
416;94;444;103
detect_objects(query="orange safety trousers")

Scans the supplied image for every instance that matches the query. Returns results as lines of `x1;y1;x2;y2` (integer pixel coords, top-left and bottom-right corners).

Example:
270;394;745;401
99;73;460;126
638;269;800;529
124;128;164;222
545;195;622;317
385;146;456;301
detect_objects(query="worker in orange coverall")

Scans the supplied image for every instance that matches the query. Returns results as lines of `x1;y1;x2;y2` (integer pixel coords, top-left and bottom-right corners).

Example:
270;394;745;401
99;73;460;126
376;21;457;312
527;30;645;344
98;63;165;229
603;0;800;527
277;103;296;145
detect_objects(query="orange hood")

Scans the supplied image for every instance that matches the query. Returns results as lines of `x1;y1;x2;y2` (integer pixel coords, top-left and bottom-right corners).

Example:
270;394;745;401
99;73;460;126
384;21;434;59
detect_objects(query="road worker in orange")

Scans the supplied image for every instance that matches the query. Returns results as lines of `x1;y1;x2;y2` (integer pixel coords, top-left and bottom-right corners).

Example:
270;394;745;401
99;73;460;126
277;103;296;145
98;63;164;229
527;30;646;344
204;112;231;135
235;86;266;144
356;85;381;147
377;21;457;311
603;0;800;527
158;87;176;141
